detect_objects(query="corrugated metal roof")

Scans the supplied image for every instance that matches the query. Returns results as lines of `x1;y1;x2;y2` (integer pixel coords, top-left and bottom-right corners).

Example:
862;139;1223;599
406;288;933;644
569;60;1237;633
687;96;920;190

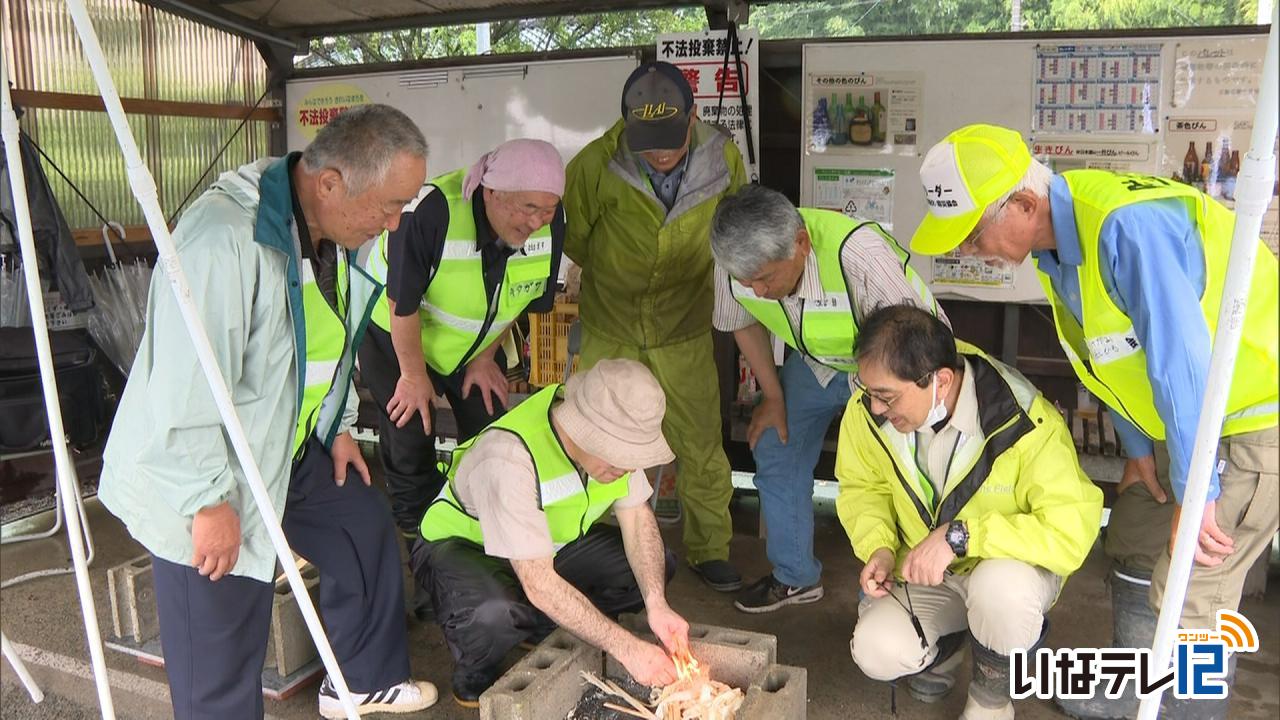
139;0;721;43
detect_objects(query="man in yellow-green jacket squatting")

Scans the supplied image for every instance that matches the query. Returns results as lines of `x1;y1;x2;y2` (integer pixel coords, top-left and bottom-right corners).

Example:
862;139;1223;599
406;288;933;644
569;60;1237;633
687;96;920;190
837;305;1102;720
563;61;748;591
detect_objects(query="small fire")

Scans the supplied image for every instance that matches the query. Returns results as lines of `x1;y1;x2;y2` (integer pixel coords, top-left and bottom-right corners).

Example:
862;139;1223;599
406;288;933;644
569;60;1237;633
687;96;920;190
672;649;704;682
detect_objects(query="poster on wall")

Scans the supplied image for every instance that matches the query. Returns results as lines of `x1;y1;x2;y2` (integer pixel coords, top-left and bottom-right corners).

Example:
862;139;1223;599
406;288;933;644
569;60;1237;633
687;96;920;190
1033;43;1161;134
294;83;371;140
658;28;760;181
1172;38;1266;111
1031;138;1156;173
806;72;922;156
812;168;895;227
1161;113;1278;205
932;254;1017;289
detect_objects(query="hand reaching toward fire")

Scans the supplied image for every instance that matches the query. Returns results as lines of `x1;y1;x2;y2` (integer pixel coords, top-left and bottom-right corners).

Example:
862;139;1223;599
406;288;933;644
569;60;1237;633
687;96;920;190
618;638;678;686
647;603;691;656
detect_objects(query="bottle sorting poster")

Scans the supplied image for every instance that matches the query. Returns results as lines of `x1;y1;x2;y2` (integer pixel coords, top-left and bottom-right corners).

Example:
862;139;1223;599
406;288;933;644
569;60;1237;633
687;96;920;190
806;71;922;156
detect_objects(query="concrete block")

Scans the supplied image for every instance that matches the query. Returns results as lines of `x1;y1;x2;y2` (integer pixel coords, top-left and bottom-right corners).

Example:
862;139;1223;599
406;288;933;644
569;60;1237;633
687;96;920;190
739;664;808;720
107;555;158;643
480;629;601;720
263;564;321;677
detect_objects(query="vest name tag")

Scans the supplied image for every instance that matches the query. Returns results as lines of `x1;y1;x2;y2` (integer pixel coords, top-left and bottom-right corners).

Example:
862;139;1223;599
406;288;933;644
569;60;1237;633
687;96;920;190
508;279;547;298
1086;328;1143;365
807;294;851;312
522;238;552;257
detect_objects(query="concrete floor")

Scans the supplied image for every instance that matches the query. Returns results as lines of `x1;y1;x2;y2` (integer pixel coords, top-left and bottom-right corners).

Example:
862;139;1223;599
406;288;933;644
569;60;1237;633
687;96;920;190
2;457;1277;719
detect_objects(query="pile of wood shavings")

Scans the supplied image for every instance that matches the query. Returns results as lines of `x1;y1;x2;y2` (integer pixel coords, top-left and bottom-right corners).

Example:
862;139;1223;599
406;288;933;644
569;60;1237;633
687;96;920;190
577;670;743;720
650;674;744;720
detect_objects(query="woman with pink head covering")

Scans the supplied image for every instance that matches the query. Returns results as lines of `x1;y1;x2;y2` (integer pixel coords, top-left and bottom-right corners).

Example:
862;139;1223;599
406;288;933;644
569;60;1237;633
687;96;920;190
359;138;567;571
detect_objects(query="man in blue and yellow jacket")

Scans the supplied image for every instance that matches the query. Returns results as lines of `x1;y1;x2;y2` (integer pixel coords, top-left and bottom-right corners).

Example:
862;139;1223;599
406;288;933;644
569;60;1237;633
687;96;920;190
911;124;1277;720
837;305;1102;720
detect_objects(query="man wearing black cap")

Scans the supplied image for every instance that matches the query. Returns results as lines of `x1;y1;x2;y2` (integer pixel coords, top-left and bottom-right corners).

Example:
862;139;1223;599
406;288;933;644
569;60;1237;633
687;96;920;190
563;61;748;592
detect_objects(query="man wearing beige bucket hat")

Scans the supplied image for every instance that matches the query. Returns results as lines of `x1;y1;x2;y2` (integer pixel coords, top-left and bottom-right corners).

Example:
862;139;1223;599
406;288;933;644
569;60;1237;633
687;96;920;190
409;359;689;706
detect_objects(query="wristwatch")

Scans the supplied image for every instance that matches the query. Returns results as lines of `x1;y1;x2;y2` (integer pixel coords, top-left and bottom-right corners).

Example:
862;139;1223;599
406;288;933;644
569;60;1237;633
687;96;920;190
945;520;969;558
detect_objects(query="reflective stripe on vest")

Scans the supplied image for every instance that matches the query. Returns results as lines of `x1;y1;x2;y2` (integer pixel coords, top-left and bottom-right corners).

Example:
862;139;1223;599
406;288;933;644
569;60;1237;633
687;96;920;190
731;208;936;373
365;168;555;375
419;385;632;551
292;254;350;455
1039;170;1279;440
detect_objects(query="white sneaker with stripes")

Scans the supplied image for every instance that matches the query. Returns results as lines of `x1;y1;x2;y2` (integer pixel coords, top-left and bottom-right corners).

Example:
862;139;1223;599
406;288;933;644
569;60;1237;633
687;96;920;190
317;676;438;718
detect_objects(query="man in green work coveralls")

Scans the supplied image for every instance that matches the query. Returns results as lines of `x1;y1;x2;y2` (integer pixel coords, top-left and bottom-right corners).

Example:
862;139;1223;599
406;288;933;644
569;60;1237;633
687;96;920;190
563;61;747;591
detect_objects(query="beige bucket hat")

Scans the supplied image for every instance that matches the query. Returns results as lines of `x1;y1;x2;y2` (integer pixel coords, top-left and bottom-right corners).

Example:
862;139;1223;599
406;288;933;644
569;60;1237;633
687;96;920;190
552;359;674;470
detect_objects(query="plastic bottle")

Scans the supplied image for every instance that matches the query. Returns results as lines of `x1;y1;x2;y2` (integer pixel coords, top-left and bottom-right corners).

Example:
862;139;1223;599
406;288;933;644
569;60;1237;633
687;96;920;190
812;96;831;149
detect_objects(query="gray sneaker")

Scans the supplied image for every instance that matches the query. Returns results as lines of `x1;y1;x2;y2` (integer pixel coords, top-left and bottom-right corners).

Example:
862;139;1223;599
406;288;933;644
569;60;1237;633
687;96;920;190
733;575;823;614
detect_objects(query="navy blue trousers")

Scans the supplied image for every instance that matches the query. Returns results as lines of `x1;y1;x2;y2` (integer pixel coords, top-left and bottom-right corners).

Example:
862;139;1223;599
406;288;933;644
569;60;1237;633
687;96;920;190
152;437;410;720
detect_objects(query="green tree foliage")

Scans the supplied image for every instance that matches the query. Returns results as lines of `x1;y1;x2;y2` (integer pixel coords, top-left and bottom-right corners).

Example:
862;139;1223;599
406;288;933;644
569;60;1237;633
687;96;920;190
301;0;1264;67
304;9;704;67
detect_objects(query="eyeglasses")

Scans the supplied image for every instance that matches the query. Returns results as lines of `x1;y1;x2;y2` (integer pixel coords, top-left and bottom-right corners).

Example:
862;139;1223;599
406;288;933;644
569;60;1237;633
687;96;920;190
852;370;933;410
957;197;1010;255
497;192;558;223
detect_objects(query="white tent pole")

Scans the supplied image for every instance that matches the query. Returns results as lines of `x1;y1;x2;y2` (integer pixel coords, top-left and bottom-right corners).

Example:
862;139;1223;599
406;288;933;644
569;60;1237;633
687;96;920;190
62;2;361;718
0;46;115;720
1136;9;1279;719
1;633;44;703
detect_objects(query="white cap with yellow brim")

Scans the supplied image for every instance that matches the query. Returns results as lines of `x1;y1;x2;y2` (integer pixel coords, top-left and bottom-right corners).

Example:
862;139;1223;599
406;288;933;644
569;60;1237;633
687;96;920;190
910;124;1032;256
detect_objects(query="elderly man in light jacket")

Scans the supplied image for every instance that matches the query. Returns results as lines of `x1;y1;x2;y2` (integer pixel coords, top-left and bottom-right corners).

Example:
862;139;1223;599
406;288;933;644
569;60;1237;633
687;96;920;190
100;105;436;719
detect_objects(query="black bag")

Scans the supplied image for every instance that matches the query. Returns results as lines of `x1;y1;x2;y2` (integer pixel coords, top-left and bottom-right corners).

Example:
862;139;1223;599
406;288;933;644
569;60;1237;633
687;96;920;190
0;327;107;452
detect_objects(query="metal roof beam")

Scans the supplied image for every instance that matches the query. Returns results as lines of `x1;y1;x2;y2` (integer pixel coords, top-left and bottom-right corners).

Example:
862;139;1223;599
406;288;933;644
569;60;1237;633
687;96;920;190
286;0;702;38
136;0;304;50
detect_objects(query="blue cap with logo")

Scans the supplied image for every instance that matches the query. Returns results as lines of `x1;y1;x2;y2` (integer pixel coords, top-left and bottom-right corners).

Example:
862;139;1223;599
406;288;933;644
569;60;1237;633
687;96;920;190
621;61;694;152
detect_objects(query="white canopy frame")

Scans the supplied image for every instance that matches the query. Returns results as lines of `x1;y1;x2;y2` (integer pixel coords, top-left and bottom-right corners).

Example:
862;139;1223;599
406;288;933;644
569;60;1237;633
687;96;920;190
1136;7;1279;719
0;32;115;719
1;1;369;717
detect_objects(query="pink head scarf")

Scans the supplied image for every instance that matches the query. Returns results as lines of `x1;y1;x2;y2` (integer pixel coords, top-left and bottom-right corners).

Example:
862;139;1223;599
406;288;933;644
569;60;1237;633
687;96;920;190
461;138;565;200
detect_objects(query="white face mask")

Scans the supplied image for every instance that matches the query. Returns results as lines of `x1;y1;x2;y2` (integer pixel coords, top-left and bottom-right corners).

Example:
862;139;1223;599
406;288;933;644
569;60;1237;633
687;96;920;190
917;372;948;431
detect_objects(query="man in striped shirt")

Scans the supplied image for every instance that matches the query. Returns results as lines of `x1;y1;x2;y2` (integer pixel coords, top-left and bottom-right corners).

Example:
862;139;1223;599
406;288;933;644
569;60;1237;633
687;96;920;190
709;185;947;613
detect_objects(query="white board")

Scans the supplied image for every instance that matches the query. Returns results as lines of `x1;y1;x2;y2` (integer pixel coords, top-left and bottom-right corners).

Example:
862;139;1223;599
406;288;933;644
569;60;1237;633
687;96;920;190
801;31;1271;303
285;55;640;174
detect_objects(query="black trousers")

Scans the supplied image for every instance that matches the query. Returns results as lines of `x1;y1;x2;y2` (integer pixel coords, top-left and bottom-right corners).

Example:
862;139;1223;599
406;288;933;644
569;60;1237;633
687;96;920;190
410;524;677;679
358;324;506;533
151;437;410;720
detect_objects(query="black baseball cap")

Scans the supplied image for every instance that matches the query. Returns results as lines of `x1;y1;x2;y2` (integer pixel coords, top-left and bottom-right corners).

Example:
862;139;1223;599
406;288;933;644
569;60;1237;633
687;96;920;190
621;62;694;152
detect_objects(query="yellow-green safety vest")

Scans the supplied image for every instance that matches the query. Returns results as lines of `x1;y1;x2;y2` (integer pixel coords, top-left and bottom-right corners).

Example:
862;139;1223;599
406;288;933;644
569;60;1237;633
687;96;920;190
839;341;1102;580
730;208;936;373
419;385;631;551
365;169;555;376
1038;170;1279;440
292;247;383;456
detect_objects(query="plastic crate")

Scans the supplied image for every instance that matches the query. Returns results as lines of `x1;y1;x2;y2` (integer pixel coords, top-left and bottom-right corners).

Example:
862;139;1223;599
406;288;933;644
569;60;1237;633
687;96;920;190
528;300;579;387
